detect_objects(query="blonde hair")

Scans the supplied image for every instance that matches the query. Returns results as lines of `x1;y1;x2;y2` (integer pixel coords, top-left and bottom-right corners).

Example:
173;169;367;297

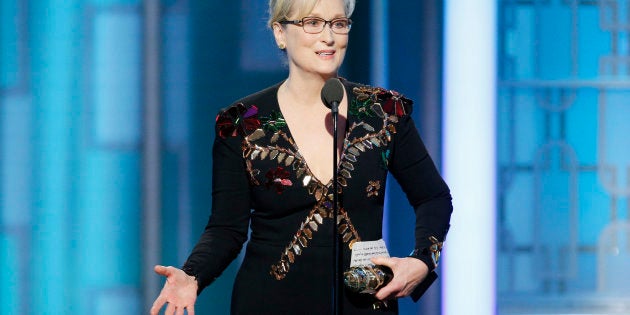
268;0;356;28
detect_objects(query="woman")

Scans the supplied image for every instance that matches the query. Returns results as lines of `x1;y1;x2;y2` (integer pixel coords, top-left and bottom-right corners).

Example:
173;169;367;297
150;0;452;314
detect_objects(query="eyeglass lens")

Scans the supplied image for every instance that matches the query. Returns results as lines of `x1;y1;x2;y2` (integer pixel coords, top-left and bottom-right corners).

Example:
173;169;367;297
302;17;351;34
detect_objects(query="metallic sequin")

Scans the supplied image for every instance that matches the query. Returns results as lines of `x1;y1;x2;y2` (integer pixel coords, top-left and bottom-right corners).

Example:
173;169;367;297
292;244;302;256
284;155;295;166
315;187;324;201
343;232;353;242
337;177;347;187
303;228;313;239
342;161;354;171
429;236;443;268
298;236;308;247
296;168;305;179
260;149;269;159
355;142;366;152
248;129;265;142
370;138;381;147
362;140;373;150
348;147;360;156
302;175;312;187
338;224;348;234
313;213;323;224
277;152;286;163
270;132;280;144
340;169;352;179
371;103;385;118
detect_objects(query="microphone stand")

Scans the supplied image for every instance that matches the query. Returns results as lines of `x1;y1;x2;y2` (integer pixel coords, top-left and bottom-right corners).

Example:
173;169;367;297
331;100;342;315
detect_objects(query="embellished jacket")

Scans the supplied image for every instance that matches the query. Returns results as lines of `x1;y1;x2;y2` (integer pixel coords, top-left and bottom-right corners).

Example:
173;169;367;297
182;79;453;296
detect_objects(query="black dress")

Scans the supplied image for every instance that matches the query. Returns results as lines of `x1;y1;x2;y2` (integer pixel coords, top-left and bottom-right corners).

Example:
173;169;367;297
182;79;453;314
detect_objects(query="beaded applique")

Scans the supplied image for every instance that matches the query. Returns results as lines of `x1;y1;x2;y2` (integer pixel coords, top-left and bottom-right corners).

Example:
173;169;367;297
216;103;261;139
366;181;381;197
270;199;362;280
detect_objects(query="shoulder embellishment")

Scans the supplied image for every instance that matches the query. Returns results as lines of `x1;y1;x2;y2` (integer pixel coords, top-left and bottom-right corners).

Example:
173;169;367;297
216;103;260;139
352;86;412;118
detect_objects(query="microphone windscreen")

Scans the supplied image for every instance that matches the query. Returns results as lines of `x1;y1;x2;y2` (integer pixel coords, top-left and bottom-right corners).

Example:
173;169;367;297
320;78;344;109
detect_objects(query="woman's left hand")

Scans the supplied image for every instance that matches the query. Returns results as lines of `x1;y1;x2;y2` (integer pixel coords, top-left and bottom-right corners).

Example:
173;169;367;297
370;256;429;301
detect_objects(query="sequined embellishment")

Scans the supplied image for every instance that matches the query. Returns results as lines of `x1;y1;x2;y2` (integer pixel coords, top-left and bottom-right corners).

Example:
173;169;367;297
261;110;287;132
270;200;361;280
265;167;293;194
216;103;261;138
380;90;409;117
352;86;412;118
366;180;381;197
428;236;443;268
349;98;376;119
241;130;300;186
381;150;391;170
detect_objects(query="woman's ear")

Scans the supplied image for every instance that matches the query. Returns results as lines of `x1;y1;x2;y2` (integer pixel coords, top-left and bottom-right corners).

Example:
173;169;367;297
272;22;286;50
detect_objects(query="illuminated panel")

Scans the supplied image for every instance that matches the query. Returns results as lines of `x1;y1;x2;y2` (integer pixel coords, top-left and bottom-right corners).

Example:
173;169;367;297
442;1;497;315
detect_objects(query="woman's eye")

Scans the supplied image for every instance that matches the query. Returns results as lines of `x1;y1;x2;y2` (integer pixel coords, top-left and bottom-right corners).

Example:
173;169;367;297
333;21;347;28
305;19;321;26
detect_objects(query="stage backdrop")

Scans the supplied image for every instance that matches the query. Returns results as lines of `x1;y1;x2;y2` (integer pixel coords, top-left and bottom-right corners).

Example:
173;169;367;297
496;1;630;314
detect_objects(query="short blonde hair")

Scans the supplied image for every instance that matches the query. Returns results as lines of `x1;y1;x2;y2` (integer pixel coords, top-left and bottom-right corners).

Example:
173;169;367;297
268;0;356;28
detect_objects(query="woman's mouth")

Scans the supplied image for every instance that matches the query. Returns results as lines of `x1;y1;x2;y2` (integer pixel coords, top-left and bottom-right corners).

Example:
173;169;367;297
316;50;335;56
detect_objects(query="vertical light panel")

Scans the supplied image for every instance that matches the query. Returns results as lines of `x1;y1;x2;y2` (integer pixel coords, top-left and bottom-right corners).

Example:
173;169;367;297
142;0;162;313
0;0;18;87
1;97;32;315
93;11;141;147
370;0;389;88
370;0;390;240
29;0;78;312
77;6;143;314
442;1;497;315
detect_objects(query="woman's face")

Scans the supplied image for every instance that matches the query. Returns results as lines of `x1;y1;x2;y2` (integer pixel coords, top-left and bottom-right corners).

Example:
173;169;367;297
273;0;349;79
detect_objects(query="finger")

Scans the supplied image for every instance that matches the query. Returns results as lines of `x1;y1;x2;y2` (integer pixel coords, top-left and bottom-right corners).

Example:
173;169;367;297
150;296;167;315
370;256;393;267
375;284;395;301
154;265;170;276
175;306;185;315
165;302;176;315
375;279;403;301
188;305;195;315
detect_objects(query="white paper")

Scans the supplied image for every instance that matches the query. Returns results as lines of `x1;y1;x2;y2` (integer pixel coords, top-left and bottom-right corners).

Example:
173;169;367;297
350;239;390;267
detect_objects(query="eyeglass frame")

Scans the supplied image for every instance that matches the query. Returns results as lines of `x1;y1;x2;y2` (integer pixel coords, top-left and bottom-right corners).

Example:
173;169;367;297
278;17;353;34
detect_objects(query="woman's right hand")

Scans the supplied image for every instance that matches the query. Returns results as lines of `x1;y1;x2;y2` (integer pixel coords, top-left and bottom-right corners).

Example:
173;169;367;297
150;265;198;315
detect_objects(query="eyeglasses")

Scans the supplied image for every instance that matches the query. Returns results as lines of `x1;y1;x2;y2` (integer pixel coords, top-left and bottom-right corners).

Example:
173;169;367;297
279;17;352;34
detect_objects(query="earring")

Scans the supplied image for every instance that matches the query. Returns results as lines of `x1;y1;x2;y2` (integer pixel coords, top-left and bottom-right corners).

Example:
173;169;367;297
278;43;286;50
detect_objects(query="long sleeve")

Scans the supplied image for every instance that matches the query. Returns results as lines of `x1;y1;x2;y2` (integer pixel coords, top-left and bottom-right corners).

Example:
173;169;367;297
388;113;453;270
182;119;252;293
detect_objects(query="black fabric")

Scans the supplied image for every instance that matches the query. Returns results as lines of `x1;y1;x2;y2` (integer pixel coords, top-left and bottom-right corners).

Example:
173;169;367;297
183;79;453;314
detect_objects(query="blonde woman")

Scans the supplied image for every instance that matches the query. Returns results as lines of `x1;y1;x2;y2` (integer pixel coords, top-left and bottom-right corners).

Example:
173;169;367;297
151;0;452;314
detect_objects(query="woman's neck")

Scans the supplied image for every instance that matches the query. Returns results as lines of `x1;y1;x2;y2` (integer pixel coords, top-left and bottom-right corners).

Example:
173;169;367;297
282;72;338;107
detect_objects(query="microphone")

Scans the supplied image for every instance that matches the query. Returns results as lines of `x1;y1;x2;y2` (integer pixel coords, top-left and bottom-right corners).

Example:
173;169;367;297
322;77;344;314
321;78;344;113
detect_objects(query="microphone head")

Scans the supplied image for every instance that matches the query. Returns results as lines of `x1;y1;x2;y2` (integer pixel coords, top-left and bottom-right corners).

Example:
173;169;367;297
320;78;344;109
